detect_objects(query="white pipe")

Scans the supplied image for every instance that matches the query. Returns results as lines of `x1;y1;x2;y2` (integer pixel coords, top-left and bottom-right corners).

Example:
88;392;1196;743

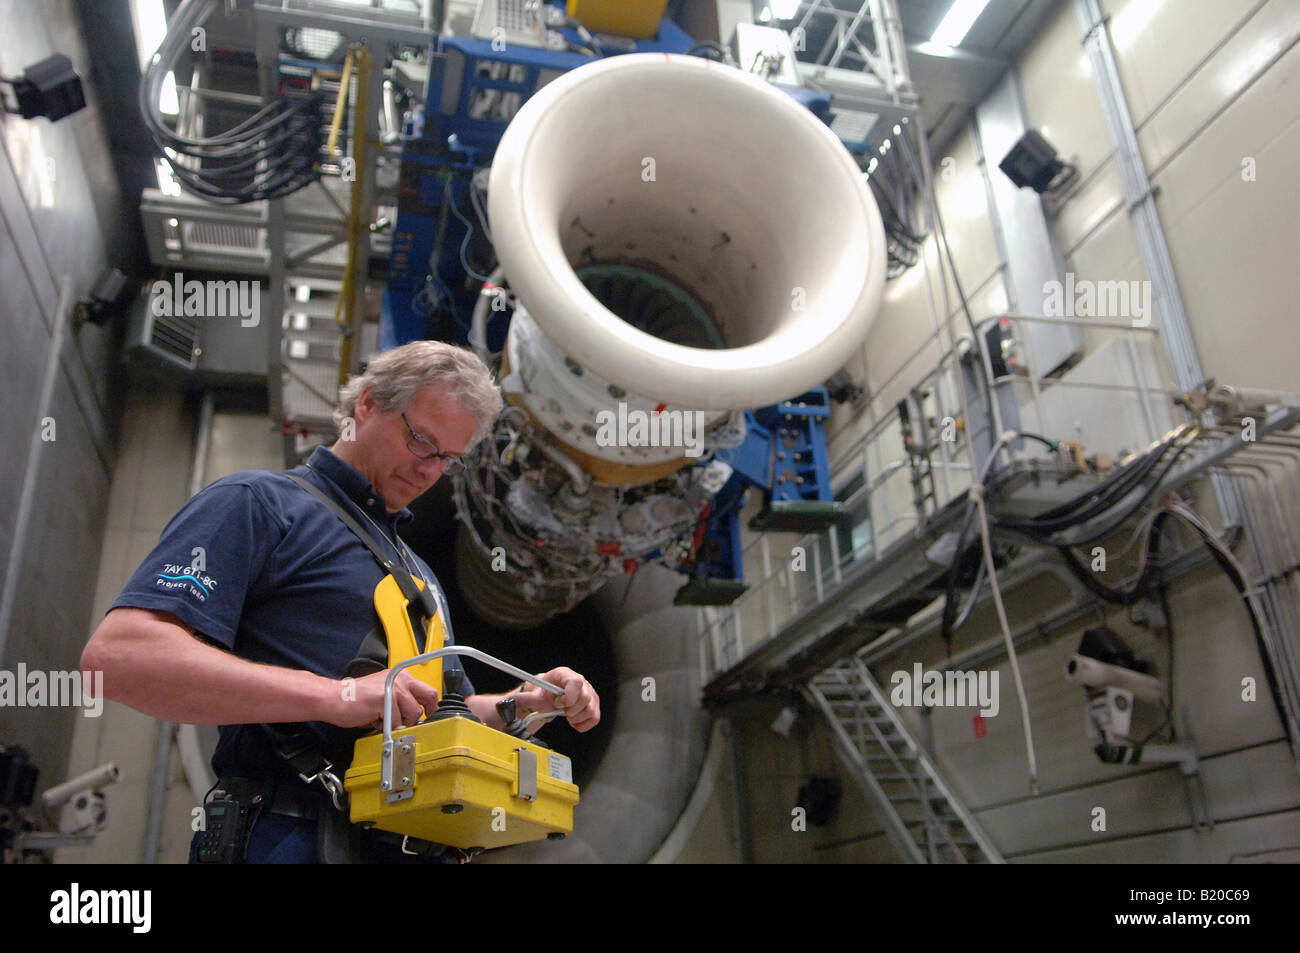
0;279;73;668
469;266;503;361
479;566;713;864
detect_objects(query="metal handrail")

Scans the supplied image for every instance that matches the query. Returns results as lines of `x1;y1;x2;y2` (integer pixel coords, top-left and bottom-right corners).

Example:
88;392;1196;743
701;313;1184;683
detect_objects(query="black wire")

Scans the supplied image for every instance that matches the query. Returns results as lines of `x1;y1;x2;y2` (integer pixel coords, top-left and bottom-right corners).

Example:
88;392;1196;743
1004;444;1168;535
140;0;324;204
1176;514;1293;749
1001;431;1183;537
1057;510;1170;606
1039;438;1193;547
1056;500;1291;748
939;499;980;653
1031;441;1166;523
1147;578;1177;743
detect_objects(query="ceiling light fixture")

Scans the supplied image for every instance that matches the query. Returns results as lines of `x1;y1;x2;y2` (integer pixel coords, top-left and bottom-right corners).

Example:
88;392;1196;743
929;0;993;49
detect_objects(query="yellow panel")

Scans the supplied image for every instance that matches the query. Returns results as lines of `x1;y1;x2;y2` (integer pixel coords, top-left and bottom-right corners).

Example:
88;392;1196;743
566;0;667;39
1054;159;1125;257
931;132;999;301
1142;0;1300;187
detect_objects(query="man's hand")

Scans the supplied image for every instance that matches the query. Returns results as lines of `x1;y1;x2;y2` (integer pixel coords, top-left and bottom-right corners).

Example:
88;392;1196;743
512;667;601;733
326;669;440;731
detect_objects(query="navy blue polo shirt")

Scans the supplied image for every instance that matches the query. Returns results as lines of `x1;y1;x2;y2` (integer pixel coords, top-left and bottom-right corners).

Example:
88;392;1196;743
110;445;472;783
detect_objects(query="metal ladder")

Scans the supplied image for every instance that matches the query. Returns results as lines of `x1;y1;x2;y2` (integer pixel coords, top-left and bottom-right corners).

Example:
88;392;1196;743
804;657;1003;863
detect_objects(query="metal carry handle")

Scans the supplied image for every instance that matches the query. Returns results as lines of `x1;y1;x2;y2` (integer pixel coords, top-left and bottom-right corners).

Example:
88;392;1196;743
381;646;564;746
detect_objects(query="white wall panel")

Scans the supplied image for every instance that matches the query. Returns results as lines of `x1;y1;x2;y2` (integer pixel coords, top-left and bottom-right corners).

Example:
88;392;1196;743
1019;0;1113;182
1154;42;1300;391
1135;0;1298;173
1102;0;1262;134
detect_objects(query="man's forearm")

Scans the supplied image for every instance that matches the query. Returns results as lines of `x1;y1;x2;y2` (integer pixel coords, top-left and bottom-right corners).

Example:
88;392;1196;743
83;608;337;725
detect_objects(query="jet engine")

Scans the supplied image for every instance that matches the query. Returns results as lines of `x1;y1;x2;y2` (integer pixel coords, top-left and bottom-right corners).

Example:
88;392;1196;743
453;52;888;628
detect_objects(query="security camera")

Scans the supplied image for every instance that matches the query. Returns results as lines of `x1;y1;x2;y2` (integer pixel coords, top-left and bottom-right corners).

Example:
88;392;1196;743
1;54;86;121
1064;628;1162;702
41;763;118;837
1065;654;1162;702
40;763;119;812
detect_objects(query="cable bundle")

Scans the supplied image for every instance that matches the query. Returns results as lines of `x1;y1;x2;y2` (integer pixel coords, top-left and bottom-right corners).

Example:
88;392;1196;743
868;174;924;277
997;425;1198;546
139;0;323;204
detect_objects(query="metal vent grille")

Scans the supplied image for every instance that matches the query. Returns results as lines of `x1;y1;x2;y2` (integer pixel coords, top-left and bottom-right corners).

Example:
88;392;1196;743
829;109;878;147
148;311;200;368
182;221;265;251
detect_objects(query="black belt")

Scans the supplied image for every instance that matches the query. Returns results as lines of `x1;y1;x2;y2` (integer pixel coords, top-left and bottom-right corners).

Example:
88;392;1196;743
219;777;323;821
218;777;464;861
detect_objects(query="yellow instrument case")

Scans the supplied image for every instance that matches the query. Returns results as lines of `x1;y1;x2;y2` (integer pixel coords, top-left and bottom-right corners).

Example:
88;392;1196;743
344;716;578;849
343;575;578;850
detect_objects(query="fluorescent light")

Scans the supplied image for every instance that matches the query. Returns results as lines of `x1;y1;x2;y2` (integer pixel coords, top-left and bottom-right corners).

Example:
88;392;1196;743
133;0;178;113
131;0;168;70
770;0;802;18
930;0;992;48
157;160;181;197
914;40;956;58
159;71;179;115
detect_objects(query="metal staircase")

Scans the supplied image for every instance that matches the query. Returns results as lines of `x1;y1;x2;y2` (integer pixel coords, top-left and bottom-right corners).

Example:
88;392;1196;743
804;658;1003;863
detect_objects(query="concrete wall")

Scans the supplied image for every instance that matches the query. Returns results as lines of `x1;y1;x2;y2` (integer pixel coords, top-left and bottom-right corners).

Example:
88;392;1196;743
0;0;133;798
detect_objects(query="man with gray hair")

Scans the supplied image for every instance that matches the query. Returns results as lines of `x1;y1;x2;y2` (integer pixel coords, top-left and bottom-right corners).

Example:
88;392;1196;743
83;341;601;863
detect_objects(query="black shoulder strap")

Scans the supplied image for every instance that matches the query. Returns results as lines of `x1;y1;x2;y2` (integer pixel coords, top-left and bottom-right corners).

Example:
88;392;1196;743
264;473;441;795
284;472;437;621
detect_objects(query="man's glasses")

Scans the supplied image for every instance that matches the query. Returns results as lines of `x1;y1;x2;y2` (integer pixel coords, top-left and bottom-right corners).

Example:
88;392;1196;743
401;413;466;474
